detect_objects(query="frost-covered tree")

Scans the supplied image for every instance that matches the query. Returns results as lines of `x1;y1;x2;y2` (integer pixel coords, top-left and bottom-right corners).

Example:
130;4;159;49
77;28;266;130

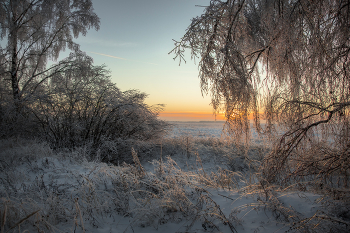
172;0;350;187
32;52;168;152
0;0;100;102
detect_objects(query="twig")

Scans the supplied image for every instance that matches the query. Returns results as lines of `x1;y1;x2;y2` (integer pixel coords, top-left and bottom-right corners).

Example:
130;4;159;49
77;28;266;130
5;209;40;233
218;193;234;201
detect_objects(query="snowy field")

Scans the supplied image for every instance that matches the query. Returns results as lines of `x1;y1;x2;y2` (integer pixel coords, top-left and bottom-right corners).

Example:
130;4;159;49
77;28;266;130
166;121;226;138
167;121;263;145
0;126;345;232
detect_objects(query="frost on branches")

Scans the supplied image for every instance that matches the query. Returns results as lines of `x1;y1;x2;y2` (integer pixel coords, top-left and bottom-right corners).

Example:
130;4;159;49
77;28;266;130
0;0;100;101
171;0;350;188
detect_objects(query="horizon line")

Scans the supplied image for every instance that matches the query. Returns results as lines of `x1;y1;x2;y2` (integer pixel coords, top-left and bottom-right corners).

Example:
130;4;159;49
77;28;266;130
158;111;225;121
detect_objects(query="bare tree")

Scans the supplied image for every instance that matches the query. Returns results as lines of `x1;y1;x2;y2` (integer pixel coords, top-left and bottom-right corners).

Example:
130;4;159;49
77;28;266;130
32;52;168;152
0;0;100;102
171;0;350;188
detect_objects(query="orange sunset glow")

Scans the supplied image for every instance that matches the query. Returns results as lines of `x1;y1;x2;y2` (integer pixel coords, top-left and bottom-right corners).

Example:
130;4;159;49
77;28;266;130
159;112;226;121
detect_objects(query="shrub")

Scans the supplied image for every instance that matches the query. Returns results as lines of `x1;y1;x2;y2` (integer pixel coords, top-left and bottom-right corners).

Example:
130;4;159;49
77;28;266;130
0;53;168;162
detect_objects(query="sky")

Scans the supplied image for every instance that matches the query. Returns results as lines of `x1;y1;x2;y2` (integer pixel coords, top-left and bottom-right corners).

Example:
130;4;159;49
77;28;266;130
72;0;225;121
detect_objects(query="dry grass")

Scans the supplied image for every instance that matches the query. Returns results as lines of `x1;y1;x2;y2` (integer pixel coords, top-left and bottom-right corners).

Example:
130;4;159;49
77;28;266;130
0;137;349;232
0;138;243;232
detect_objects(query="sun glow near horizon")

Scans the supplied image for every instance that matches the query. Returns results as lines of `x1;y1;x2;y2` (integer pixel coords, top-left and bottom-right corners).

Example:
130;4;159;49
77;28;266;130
157;110;262;122
158;111;226;121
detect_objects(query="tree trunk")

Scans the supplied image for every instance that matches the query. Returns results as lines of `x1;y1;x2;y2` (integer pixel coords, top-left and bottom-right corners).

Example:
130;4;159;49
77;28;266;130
11;37;19;101
10;3;20;103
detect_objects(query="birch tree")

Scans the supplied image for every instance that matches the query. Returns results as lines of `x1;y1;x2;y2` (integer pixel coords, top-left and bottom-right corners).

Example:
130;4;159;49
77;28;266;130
172;0;350;187
0;0;100;102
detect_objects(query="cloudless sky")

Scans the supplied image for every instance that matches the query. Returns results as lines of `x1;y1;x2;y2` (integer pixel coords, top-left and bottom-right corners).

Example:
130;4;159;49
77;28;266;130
72;0;225;121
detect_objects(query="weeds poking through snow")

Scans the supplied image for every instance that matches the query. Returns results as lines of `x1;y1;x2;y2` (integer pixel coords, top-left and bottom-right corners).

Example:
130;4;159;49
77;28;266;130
72;197;86;233
131;148;145;178
0;137;349;232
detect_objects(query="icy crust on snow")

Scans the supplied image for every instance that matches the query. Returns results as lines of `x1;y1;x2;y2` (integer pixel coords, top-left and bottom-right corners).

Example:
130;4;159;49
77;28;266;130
0;140;325;233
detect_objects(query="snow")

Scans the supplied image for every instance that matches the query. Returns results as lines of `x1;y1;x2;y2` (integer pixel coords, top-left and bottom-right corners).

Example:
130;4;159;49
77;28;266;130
0;139;330;232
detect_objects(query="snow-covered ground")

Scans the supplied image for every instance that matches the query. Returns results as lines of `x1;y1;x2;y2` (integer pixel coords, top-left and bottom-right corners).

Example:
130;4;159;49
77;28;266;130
166;121;226;138
167;121;264;145
0;138;342;232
